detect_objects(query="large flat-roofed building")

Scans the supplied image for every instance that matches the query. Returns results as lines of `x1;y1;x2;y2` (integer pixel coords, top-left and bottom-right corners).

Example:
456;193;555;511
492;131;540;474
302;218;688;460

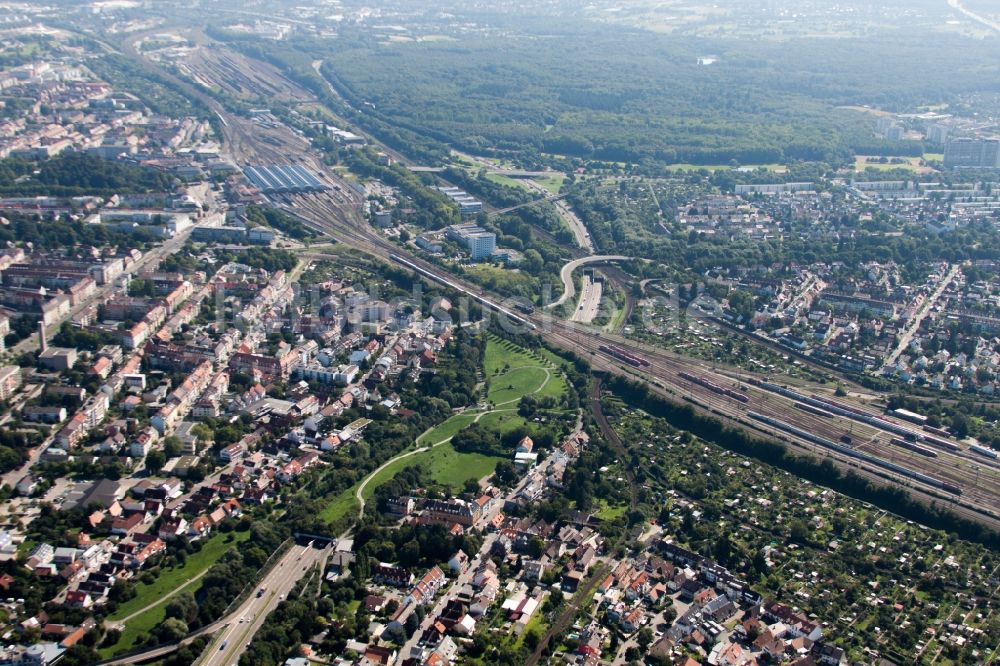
436;186;483;216
447;223;496;261
242;164;326;193
944;138;1000;169
191;225;247;243
39;347;78;372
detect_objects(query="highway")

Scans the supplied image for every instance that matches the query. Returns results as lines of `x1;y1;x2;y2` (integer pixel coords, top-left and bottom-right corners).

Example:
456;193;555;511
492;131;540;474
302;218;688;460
270;156;1000;531
254;110;1000;530
948;0;1000;34
201;543;330;666
571;273;603;324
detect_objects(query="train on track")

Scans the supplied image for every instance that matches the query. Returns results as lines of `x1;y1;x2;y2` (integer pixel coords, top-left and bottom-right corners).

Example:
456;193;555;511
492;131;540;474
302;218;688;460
970;444;999;460
794;401;834;418
678;371;749;403
747;411;962;495
598;344;650;367
920;433;961;453
922;424;954;439
388;254;537;331
890;437;938;458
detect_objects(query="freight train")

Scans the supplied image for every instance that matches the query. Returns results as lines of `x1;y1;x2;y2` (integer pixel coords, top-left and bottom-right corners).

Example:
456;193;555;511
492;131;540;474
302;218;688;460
598;344;650;367
922;424;954;439
747;411;962;495
920;434;961;453
677;371;750;403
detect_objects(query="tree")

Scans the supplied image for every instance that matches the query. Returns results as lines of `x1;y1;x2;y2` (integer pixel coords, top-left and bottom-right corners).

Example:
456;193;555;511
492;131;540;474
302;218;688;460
157;617;188;643
728;289;755;323
163;436;184;458
494;460;518;487
637;627;653;652
145;449;166;474
951;413;970;439
404;612;419;637
789;519;810;544
165;591;198;625
523;249;544;274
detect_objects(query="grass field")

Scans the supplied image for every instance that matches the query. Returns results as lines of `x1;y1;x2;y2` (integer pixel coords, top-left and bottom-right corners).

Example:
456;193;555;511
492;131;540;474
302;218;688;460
488;366;551;405
594;500;627;522
102;602;169;657
101;530;251;657
854;155;933;173
415;411;479;446
485;172;531;190
535;174;566;194
319;485;360;525
361;442;503;497
319;424;507;526
515;608;549;649
474;410;528;434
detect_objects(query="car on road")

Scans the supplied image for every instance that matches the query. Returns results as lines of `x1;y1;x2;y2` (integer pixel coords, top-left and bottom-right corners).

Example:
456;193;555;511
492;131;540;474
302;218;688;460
220;640;228;650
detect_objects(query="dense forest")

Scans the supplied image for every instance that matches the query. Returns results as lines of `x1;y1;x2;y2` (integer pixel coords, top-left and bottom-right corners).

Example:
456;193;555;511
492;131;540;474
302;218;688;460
304;20;999;167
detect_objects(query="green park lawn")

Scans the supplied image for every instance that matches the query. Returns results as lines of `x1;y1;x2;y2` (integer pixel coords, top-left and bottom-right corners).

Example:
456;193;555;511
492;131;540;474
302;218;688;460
362;442;503;497
488;366;551;405
319;486;360;525
109;530;250;621
321;336;569;524
485;337;568;404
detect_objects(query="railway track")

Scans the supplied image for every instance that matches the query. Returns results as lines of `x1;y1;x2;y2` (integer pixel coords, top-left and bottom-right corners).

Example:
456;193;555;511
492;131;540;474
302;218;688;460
591;379;638;510
525;562;611;666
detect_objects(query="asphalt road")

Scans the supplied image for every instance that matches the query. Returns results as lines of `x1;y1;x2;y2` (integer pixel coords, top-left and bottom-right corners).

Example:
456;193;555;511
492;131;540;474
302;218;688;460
571;273;603;324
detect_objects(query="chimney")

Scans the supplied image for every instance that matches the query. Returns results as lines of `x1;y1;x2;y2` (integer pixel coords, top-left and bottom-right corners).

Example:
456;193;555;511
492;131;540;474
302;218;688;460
38;320;46;353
